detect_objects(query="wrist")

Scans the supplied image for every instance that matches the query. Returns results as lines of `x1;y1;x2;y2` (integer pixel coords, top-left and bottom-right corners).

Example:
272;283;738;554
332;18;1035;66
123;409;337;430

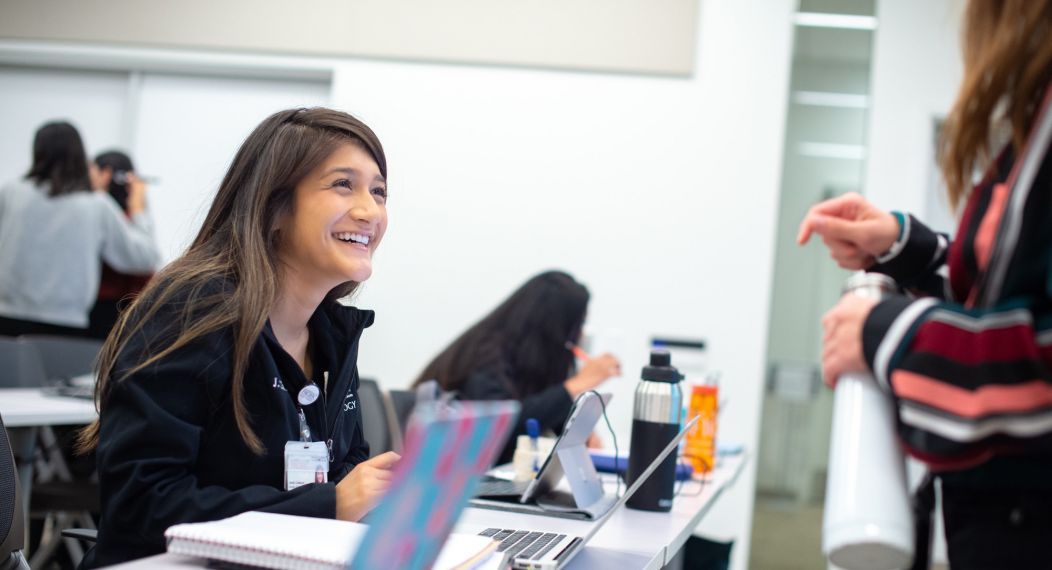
335;487;359;521
563;378;586;398
875;212;909;263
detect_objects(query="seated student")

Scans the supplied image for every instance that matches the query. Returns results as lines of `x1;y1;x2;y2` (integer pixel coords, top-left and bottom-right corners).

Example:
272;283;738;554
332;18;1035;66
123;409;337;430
77;108;400;568
86;150;155;339
413;270;621;463
0;121;160;337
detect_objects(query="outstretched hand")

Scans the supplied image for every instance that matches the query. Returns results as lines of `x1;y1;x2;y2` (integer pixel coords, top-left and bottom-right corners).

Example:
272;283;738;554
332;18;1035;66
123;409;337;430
797;192;900;270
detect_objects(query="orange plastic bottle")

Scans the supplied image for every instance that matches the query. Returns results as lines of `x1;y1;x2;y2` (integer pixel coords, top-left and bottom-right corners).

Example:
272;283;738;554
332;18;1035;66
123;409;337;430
684;384;718;473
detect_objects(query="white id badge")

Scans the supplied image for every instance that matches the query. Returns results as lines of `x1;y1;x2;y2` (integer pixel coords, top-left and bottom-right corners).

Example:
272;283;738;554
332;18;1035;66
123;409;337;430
284;441;329;491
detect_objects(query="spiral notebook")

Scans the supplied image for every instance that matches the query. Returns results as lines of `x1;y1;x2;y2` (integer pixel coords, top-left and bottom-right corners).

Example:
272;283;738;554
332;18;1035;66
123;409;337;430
165;512;495;570
165;399;519;570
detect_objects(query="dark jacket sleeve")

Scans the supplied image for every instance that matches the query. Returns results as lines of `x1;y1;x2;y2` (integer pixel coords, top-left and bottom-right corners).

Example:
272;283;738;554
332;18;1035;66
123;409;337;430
459;367;574;464
861;293;1052;470
91;335;336;565
868;213;952;300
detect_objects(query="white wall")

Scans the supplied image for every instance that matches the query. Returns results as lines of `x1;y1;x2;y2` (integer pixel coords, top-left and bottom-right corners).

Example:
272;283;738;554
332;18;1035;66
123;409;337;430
864;0;963;213
132;73;329;260
0;66;129;184
340;0;795;566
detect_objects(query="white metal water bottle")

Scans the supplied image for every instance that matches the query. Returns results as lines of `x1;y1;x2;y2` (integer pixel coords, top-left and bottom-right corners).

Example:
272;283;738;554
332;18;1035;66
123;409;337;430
822;273;913;570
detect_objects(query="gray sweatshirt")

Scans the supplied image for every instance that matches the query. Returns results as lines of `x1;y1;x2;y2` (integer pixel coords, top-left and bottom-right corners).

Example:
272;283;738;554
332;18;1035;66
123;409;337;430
0;179;162;328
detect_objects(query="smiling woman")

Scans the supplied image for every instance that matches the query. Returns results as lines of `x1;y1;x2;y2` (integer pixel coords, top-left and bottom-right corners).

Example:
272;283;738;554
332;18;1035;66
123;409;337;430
75;108;401;568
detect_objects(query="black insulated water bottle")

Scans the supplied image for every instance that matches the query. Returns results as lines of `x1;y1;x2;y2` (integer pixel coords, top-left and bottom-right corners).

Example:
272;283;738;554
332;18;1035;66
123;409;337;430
626;349;683;512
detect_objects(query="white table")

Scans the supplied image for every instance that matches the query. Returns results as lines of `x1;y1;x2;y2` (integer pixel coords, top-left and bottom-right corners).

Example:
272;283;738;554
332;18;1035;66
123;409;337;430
0;387;99;564
0;388;98;427
105;453;746;569
457;453;747;569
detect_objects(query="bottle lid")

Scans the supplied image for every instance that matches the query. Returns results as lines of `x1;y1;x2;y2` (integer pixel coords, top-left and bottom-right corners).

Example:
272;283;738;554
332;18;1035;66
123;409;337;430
525;418;540;439
641;349;683;383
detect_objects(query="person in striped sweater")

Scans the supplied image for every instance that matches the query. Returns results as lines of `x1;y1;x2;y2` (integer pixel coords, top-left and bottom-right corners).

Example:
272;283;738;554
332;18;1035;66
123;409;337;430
798;1;1052;567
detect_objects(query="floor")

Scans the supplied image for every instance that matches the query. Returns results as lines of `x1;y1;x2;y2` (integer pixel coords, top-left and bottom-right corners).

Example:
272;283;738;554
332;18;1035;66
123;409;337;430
748;497;949;570
749;498;827;570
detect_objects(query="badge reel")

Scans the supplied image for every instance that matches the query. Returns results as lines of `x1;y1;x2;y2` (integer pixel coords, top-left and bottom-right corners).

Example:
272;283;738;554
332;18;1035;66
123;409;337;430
284;380;328;491
297;382;320;406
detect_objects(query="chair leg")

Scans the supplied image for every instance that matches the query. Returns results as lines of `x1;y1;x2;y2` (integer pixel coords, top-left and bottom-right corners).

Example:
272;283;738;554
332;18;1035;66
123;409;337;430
1;551;32;570
28;510;95;568
27;516;61;568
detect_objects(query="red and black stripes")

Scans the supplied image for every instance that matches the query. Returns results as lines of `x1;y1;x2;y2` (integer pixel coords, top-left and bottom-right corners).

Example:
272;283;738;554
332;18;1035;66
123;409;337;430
856;83;1052;470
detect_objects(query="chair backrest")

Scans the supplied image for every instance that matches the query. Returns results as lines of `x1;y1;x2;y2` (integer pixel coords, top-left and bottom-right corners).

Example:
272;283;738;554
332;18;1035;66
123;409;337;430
358;379;393;457
18;335;102;382
387;389;417;436
0;413;27;564
0;338;46;389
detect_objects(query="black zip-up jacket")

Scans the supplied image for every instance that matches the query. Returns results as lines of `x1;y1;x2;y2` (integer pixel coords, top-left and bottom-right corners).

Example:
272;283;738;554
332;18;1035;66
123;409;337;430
82;299;373;568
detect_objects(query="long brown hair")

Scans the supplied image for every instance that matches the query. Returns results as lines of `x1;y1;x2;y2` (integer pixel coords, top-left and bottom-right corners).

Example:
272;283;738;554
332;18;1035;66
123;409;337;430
78;108;387;454
941;0;1052;208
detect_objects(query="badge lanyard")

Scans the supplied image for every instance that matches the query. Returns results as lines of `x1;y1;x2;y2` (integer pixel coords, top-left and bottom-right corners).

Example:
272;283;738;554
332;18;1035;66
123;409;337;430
286;373;329;490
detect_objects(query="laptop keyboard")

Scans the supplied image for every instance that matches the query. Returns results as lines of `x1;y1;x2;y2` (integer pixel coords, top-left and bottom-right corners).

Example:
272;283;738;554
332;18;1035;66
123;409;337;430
479;528;567;560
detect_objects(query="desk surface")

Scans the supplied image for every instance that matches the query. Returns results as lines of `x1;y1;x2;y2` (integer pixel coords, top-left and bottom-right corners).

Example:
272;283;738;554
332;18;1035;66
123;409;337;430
0;388;97;427
105;454;746;570
458;453;746;569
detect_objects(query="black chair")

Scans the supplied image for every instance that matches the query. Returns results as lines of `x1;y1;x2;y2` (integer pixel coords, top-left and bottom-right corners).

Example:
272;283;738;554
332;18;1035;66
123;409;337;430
0;338;47;389
358;379;404;456
387;389;416;439
0;413;30;570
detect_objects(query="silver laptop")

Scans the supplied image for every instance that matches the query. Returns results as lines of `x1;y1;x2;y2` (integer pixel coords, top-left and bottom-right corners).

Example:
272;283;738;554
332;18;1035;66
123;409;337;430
477;415;699;570
473;392;614;519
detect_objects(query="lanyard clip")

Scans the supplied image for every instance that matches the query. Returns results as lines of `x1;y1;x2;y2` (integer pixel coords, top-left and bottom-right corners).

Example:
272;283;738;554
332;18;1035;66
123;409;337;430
297;408;312;442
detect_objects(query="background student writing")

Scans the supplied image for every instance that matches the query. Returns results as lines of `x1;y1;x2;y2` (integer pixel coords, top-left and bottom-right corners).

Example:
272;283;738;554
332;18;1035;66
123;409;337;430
413;270;620;463
78;108;399;567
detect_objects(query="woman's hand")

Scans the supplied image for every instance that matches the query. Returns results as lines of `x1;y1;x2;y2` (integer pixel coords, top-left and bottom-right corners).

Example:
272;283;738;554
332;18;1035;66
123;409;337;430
335;451;400;521
820;295;879;387
797;192;900;270
564;353;621;397
125;172;148;216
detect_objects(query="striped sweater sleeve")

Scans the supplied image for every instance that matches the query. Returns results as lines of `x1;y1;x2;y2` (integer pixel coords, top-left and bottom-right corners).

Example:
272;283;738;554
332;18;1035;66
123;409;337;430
868;213;952;300
862;296;1052;469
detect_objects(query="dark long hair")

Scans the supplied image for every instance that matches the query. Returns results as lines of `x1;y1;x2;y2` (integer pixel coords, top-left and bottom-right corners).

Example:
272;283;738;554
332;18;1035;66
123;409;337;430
93;150;135;212
79;108;387;455
414;271;589;398
24;121;92;197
